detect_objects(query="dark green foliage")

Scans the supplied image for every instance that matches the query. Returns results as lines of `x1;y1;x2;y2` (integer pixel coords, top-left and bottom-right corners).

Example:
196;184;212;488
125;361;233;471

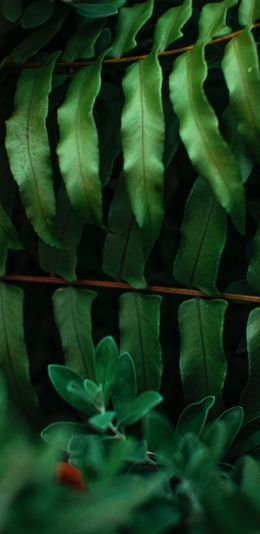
0;0;259;531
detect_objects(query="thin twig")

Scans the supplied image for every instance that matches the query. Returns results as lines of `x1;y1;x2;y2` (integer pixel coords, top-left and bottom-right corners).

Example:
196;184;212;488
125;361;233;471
2;23;260;70
0;275;259;303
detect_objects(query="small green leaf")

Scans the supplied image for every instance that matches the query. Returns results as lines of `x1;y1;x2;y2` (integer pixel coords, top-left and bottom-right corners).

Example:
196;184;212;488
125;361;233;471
144;411;177;457
176;396;215;436
95;336;119;404
201;420;228;461
21;0;54;28
119;292;163;393
153;0;192;53
41;421;87;451
118;391;163;426
48;364;93;413
217;406;244;457
89;411;115;431
84;379;99;403
1;0;22;22
71;3;118;18
112;352;137;415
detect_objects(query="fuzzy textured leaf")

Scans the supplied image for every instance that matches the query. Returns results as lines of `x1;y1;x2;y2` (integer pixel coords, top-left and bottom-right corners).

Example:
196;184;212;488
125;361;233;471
178;298;228;410
173;177;227;296
222;28;260;164
53;288;96;379
119;292;162;393
5;53;59;246
57;59;103;224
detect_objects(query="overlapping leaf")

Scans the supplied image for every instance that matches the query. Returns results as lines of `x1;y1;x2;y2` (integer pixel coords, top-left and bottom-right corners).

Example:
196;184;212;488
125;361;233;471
5;52;59;246
169;0;245;233
53;287;96;379
57;58;103;225
173;177;227;296
109;0;154;57
0;283;39;415
102;179;146;288
222;28;260;164
39;185;83;281
240;307;260;422
178;298;228;410
119;292;162;392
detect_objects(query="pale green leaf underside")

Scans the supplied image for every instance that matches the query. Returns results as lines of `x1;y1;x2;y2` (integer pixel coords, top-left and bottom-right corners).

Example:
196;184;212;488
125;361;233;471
179;298;228;410
169;44;245;233
174;177;227;296
222;28;260;164
109;0;154;58
5;53;59;246
119;292;162;393
0;283;39;415
52;287;97;380
102;179;146;288
121;52;164;252
240;307;260;422
57;60;103;225
247;224;260;293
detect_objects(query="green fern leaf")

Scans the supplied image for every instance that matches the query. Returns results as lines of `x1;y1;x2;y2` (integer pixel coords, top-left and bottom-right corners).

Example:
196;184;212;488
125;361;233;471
109;0;154;57
52;287;96;379
119;292;162;393
222;28;260;164
121;52;164;252
240;307;260;422
174;177;227;296
39;185;83;281
57;59;103;225
102;178;146;288
178;298;228;410
62;19;105;61
5;52;59;246
153;0;192;53
239;0;260;25
0;283;39;416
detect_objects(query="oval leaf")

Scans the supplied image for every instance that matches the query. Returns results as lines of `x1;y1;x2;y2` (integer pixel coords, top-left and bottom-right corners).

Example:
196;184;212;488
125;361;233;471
176;396;215;436
95;336;119;404
118;391;163;426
